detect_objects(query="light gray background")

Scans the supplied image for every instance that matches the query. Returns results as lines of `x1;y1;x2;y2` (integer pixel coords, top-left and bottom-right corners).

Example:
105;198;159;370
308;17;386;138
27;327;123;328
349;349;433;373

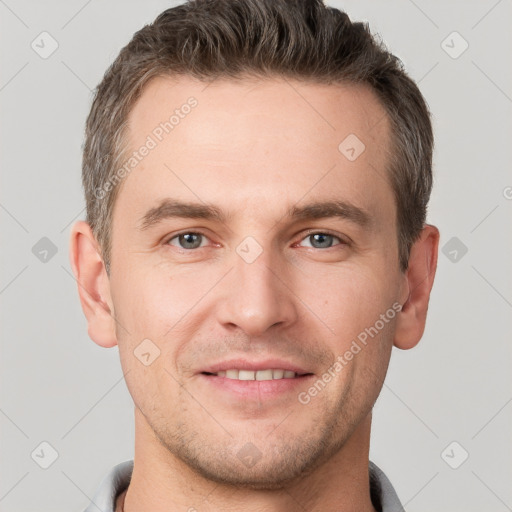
1;1;511;511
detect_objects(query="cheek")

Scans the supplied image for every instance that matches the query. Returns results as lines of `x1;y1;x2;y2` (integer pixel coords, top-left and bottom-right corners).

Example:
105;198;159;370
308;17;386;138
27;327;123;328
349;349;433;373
121;357;181;422
301;264;398;344
111;263;198;338
112;266;213;391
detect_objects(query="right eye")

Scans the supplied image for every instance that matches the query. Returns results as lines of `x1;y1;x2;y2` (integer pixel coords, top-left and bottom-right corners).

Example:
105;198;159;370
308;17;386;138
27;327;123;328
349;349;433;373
166;232;210;250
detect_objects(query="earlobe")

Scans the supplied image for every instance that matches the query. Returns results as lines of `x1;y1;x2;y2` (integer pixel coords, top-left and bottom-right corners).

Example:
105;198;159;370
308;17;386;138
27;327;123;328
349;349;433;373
69;220;118;348
394;224;440;350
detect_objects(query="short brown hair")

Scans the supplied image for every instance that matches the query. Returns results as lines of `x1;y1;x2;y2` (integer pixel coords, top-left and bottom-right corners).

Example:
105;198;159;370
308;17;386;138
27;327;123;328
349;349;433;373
82;0;433;274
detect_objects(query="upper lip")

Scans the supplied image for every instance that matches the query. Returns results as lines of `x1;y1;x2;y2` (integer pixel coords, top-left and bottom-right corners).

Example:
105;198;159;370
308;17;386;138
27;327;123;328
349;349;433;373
199;358;312;376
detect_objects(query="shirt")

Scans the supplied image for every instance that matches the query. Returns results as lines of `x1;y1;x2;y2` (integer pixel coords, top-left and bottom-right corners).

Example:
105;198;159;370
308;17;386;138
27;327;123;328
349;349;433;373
83;459;405;512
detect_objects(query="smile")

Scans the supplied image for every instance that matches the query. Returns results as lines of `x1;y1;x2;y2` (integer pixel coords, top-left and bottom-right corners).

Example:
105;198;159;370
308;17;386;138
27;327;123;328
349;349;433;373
203;369;305;380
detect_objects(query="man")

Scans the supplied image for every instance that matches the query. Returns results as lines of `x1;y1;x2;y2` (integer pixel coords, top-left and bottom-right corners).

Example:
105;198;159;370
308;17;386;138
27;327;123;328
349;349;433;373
70;0;439;510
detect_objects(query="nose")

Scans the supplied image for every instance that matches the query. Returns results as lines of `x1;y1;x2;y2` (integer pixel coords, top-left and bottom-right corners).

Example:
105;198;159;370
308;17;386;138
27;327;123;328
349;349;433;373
215;242;298;337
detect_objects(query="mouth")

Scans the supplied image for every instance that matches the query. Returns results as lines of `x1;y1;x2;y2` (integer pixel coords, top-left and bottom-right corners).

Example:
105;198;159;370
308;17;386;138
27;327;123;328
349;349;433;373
201;369;313;381
197;360;315;400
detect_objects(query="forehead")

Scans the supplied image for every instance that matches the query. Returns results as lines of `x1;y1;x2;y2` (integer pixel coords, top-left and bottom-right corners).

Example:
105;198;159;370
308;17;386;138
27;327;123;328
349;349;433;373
126;74;390;155
114;75;394;230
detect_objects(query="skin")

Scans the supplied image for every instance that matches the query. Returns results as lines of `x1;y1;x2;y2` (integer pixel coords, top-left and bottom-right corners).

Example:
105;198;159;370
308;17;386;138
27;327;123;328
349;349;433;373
70;75;439;512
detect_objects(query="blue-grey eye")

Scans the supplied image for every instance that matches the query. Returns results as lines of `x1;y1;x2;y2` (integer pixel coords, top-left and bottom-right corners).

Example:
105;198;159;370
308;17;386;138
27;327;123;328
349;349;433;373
168;232;205;249
300;233;341;249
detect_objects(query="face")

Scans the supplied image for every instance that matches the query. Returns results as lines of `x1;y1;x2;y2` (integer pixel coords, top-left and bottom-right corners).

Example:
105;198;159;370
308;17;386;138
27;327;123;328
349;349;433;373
107;76;406;488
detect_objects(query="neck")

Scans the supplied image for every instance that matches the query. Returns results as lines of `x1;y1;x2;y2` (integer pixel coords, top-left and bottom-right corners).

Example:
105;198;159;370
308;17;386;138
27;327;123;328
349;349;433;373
119;408;377;512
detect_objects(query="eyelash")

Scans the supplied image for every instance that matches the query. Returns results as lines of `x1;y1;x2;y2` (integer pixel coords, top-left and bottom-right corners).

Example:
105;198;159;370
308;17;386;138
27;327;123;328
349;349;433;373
164;229;349;251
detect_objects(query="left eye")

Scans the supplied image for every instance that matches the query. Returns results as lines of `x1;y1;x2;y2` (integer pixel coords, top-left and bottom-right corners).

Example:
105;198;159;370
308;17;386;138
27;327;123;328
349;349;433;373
298;232;344;249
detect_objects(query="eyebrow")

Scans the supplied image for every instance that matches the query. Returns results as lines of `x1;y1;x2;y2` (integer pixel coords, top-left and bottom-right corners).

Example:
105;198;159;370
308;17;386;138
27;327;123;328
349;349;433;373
138;198;372;231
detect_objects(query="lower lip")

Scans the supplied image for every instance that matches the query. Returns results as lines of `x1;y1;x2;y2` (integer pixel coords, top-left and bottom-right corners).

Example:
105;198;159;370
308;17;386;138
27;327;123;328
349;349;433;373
198;373;315;400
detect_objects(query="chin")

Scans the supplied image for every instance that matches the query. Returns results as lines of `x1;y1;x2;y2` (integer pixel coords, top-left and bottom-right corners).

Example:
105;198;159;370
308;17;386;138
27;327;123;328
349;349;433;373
168;433;334;490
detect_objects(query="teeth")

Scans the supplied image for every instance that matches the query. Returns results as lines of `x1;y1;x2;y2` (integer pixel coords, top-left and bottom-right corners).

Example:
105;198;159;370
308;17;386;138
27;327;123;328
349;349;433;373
226;369;238;379
256;369;273;381
214;369;298;381
272;369;284;379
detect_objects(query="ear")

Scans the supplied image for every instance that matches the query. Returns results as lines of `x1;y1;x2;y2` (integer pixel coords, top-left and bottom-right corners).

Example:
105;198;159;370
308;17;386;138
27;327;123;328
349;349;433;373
394;224;440;350
69;220;118;348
